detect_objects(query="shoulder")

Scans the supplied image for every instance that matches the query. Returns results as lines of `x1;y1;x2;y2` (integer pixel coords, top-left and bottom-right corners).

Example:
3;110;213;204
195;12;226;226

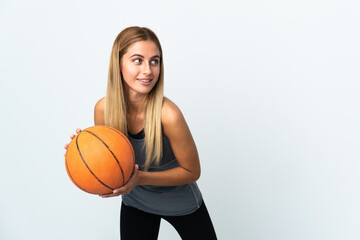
95;97;105;111
94;97;105;125
161;97;184;125
161;97;187;136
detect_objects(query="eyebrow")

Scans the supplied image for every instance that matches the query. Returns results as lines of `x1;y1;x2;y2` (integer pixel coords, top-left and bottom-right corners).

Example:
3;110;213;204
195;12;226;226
130;54;160;59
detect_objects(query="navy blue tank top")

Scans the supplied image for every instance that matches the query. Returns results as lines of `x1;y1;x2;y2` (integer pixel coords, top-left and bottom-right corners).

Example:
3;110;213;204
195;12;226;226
121;128;203;216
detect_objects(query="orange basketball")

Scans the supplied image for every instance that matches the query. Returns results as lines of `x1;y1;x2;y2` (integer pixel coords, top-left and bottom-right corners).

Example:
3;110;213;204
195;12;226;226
65;125;135;195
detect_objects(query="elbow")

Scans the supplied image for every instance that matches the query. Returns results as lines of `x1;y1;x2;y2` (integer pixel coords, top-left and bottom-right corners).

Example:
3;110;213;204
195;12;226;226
181;167;200;184
191;168;201;183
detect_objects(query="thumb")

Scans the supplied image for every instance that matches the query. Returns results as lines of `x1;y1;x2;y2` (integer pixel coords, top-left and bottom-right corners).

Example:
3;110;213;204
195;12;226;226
133;164;139;173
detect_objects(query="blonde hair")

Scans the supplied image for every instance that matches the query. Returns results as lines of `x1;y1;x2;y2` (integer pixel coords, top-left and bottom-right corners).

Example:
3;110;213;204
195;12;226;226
105;26;164;171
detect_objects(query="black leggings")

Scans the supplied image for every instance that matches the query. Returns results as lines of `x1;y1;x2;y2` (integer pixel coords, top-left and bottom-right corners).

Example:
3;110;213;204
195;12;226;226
120;201;217;240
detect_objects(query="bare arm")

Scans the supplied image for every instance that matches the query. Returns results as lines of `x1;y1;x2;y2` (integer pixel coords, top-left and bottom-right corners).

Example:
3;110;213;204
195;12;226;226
101;98;200;197
101;97;201;197
94;97;105;125
137;97;200;186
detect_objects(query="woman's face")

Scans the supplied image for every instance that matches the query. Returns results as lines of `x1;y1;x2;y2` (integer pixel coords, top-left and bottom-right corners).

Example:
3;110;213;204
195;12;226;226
120;40;161;96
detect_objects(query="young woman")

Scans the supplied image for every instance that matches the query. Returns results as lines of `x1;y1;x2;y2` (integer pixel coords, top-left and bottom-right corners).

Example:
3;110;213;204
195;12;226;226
64;26;217;240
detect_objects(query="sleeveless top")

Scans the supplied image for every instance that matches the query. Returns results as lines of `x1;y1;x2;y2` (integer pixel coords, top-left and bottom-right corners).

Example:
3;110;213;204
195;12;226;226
121;128;203;216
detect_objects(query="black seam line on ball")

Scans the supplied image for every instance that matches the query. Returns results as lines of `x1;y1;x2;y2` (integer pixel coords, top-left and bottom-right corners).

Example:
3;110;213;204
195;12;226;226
83;130;125;186
76;131;114;190
102;126;135;166
65;145;92;194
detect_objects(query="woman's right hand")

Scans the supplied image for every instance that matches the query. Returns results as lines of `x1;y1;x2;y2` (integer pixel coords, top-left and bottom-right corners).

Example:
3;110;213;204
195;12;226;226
64;128;82;157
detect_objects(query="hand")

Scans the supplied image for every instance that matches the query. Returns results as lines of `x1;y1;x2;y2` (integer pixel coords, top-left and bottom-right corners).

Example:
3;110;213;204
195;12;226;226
100;164;140;198
64;128;82;157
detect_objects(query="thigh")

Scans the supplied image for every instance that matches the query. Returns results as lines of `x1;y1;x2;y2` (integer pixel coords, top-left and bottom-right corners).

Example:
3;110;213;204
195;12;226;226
120;202;161;240
163;201;217;240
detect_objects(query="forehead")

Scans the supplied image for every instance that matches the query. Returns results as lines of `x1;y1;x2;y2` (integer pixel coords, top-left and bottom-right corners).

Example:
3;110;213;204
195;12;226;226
125;40;160;56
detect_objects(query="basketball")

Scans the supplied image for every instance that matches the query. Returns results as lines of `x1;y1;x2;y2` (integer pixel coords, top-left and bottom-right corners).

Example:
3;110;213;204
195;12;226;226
65;125;135;195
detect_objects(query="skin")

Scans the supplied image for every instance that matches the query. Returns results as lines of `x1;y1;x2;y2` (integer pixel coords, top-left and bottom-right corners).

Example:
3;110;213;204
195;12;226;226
64;40;200;198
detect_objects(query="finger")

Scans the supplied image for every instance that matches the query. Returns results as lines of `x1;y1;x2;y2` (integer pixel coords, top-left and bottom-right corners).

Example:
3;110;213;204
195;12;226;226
130;165;139;178
76;128;82;133
114;188;125;194
70;134;75;139
100;194;113;198
100;192;120;198
101;190;121;197
133;164;139;174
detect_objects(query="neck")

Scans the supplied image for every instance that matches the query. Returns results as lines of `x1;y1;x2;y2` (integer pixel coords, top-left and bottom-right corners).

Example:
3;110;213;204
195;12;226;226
125;89;147;117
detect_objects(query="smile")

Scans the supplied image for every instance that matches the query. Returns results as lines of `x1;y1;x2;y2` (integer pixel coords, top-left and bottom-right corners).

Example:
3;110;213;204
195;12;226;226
139;79;152;83
138;79;152;85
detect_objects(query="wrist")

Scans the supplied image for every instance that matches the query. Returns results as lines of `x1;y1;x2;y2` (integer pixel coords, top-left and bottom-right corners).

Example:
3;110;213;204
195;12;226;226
136;170;147;186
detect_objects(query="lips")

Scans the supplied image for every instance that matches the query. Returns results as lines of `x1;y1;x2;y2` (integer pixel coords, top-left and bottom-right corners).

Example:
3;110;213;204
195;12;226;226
137;78;152;85
138;79;152;83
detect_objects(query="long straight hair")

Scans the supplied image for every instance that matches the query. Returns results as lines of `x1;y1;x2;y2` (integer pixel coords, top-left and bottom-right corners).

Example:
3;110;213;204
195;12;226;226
105;26;164;171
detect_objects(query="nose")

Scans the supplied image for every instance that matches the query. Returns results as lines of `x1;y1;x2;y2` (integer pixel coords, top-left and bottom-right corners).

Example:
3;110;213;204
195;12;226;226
143;62;152;75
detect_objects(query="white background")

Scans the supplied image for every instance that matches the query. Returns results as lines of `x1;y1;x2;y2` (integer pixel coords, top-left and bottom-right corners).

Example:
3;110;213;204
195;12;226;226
1;0;359;239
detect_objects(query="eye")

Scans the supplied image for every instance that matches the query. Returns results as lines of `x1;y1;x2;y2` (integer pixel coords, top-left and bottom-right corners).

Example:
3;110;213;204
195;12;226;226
133;58;142;64
151;59;159;65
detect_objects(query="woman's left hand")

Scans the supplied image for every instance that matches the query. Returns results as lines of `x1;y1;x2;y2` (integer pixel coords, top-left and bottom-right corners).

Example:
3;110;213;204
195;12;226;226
100;164;140;198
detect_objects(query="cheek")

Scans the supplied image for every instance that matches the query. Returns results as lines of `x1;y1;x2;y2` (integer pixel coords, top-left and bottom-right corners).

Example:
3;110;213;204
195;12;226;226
121;65;138;80
153;67;161;79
